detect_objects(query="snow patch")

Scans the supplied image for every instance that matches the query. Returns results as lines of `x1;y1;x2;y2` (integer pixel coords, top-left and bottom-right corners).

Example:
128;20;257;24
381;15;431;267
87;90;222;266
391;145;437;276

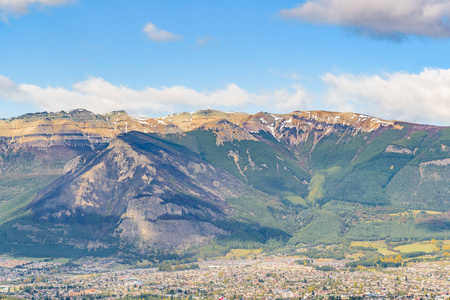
270;114;282;121
137;120;151;126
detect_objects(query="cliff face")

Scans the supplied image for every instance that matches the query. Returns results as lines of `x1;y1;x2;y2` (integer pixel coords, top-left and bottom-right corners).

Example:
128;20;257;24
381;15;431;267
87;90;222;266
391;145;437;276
0;108;405;150
0;109;183;149
0;109;113;148
160;109;250;132
104;111;181;136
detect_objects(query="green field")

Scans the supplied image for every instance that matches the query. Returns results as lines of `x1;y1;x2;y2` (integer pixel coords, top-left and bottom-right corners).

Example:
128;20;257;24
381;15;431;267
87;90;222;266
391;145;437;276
390;210;443;217
224;248;262;259
351;240;397;256
394;241;438;253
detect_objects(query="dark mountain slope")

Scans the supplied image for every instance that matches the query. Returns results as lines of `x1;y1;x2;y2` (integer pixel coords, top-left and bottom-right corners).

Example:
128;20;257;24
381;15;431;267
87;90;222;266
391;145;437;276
27;132;257;251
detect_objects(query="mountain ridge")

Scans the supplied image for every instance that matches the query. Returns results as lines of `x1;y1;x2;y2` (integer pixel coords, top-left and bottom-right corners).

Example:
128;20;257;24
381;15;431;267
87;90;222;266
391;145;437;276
0;108;433;149
0;108;449;257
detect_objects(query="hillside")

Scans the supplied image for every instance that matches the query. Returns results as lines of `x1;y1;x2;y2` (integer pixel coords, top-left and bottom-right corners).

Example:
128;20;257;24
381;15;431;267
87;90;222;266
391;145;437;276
0;108;449;257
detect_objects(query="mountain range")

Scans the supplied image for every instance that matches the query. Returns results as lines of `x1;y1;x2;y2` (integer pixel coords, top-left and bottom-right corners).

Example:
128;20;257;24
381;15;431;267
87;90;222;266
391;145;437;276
0;108;449;258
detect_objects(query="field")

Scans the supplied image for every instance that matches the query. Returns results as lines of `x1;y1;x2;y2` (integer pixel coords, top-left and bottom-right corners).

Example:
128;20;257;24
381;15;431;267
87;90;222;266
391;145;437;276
351;240;397;256
390;210;443;217
394;241;438;253
224;248;262;259
0;255;71;264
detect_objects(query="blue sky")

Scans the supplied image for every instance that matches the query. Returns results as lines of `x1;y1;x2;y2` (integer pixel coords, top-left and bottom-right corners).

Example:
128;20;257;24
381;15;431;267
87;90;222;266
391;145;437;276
1;0;450;125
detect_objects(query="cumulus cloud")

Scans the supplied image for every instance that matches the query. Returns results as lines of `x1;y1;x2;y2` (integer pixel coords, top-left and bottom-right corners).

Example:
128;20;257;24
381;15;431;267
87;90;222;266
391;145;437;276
143;23;182;42
321;68;450;124
0;75;310;117
0;0;69;19
281;0;450;39
3;70;450;124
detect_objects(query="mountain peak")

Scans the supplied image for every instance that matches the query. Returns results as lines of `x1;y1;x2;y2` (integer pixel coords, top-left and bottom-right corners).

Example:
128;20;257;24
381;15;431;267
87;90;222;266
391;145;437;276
68;108;95;114
198;118;258;145
286;110;403;132
161;110;250;132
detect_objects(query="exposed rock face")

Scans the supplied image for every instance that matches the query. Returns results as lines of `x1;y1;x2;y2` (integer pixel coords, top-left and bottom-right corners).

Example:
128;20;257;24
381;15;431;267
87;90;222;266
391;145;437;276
241;111;403;146
160;109;250;132
385;145;414;155
0;109;114;148
0;108;405;150
30;132;248;249
119;204;228;250
0;109;181;150
197;119;258;145
104;111;181;135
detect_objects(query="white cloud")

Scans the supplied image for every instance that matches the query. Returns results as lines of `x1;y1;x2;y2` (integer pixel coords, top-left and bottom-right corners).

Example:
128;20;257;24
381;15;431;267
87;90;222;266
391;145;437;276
321;68;450;124
0;75;20;97
143;23;182;42
0;75;310;117
0;0;69;19
281;0;450;39
2;71;450;124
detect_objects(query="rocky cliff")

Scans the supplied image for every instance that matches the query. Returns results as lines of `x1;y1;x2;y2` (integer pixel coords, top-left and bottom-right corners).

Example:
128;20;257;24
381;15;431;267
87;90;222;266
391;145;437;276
0;108;404;149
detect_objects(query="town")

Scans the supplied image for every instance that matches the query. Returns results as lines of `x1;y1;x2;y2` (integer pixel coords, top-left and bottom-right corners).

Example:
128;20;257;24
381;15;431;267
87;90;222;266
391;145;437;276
1;255;449;299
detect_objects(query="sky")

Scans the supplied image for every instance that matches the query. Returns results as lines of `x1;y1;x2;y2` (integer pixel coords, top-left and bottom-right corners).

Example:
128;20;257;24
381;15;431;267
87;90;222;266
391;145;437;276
1;0;450;125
